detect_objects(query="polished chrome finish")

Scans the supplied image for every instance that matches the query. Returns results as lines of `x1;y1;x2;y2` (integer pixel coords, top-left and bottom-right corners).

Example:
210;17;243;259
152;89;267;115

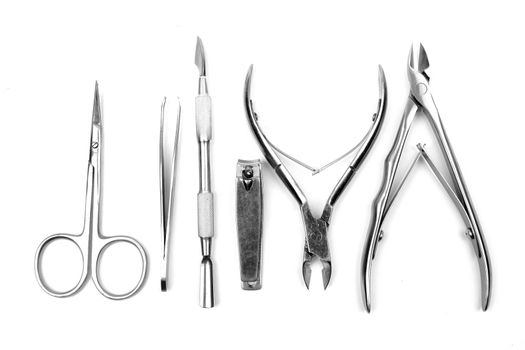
195;37;215;308
244;64;387;289
361;44;491;312
34;82;148;300
236;160;263;290
159;97;181;291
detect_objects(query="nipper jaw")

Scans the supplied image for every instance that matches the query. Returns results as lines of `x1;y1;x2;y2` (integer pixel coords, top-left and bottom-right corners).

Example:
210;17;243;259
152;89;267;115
361;43;491;312
301;204;332;289
245;64;387;289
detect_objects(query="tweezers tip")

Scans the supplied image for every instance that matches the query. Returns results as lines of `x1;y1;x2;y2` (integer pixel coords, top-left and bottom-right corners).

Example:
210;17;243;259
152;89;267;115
161;279;167;292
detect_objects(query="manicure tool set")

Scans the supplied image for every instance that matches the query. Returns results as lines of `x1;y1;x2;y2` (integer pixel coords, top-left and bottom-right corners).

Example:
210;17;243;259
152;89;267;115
34;39;491;311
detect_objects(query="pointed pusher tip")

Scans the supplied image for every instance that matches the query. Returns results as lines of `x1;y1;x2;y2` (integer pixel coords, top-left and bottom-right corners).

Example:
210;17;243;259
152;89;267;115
195;37;206;76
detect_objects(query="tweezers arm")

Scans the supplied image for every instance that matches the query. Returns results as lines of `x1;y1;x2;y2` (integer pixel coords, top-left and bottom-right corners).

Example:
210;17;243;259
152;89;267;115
361;98;418;312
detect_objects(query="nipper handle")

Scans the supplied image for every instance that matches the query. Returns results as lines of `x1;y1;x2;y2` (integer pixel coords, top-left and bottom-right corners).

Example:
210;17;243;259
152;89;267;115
361;98;418;312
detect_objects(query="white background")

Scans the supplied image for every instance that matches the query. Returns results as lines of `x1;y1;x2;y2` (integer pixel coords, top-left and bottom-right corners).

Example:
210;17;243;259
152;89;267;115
0;0;523;349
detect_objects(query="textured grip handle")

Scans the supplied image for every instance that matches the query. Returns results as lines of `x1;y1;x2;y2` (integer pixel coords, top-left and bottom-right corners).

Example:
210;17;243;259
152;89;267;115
198;192;214;238
195;95;212;141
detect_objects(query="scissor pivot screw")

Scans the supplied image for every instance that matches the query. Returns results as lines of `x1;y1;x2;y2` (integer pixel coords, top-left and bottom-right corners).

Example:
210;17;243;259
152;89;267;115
92;142;99;149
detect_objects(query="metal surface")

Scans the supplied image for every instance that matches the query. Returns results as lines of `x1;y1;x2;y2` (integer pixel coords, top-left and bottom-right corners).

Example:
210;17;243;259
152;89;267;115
244;64;387;289
34;82;148;300
236;160;263;290
195;37;215;308
159;97;181;291
361;44;492;312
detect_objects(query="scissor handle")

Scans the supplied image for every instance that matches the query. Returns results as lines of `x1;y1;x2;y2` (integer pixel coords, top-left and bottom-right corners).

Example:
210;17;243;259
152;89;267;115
34;233;89;298
91;235;148;300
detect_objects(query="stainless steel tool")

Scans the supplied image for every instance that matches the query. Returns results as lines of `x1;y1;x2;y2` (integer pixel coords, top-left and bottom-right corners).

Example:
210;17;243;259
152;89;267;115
361;44;491;312
244;64;387;289
160;97;181;291
195;37;215;308
236;160;263;290
34;82;148;300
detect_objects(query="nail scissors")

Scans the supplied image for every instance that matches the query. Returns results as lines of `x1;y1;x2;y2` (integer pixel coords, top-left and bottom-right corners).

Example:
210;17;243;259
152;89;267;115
361;44;491;311
244;64;387;289
35;82;148;300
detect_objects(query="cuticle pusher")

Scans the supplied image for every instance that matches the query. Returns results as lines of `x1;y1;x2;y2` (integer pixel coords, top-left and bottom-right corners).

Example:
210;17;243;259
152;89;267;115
195;36;215;308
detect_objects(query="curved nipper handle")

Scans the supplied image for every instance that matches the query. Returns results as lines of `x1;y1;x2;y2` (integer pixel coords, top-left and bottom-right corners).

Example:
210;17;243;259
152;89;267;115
361;98;418;312
326;65;388;208
362;94;492;312
244;65;307;206
244;64;388;210
419;92;492;311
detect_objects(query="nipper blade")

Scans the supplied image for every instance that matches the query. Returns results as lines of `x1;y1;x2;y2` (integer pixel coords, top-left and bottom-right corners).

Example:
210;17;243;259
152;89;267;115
408;43;430;74
302;250;332;290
